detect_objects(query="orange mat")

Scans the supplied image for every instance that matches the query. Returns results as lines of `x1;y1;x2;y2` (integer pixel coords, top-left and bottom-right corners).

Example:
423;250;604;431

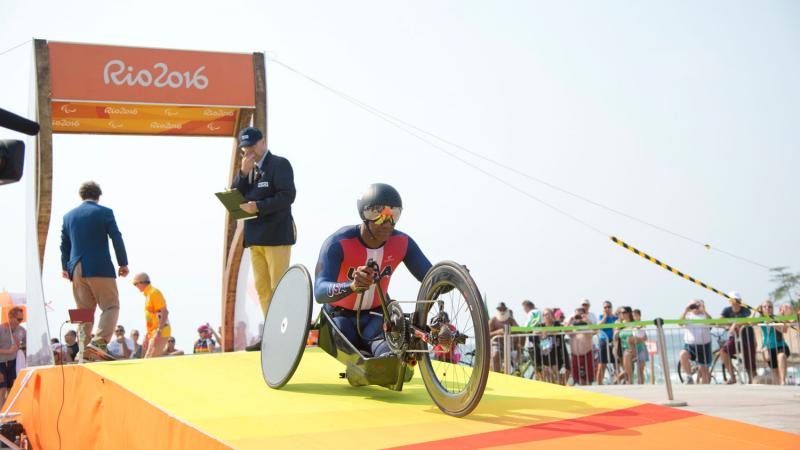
3;364;229;450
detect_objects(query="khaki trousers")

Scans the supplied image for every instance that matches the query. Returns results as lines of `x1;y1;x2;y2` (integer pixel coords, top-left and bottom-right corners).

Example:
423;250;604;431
71;262;119;344
249;245;291;316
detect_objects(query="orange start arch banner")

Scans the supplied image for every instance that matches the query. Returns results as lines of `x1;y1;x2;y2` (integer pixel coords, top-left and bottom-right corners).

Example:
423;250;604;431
33;39;265;351
48;42;255;136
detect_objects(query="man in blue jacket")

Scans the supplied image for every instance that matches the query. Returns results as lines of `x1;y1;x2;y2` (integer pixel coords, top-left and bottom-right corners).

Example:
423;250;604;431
60;181;129;357
232;127;296;350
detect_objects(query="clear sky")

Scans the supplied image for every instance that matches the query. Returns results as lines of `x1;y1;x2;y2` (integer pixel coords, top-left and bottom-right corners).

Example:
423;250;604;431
1;1;798;350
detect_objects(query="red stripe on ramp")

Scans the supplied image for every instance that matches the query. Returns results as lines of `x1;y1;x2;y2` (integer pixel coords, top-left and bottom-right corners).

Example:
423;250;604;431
387;403;698;449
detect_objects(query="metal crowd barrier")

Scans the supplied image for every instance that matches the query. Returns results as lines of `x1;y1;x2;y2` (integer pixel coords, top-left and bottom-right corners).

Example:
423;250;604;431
502;314;799;403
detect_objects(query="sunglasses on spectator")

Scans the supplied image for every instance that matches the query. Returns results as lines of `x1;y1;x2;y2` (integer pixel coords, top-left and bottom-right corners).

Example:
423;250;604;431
363;205;402;225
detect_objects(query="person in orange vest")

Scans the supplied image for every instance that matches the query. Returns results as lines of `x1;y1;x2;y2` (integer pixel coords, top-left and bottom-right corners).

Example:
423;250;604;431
132;272;171;358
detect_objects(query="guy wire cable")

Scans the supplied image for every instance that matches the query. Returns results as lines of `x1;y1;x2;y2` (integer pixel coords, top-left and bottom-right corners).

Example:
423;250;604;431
0;39;32;57
268;56;608;238
267;56;772;270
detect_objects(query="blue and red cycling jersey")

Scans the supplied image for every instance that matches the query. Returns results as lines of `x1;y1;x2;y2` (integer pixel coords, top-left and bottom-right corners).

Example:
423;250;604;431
314;225;432;310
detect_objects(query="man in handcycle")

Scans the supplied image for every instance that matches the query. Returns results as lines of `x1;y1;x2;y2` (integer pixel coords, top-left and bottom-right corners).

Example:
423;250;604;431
314;183;432;357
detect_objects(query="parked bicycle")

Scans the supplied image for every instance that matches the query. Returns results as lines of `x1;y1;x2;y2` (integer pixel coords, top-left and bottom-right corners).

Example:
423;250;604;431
677;331;740;384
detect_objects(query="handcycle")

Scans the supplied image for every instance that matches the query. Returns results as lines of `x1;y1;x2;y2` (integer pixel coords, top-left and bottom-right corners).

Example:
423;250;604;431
259;260;491;417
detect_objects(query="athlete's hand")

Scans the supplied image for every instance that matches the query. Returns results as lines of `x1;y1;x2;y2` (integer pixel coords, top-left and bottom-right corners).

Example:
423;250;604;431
351;265;376;291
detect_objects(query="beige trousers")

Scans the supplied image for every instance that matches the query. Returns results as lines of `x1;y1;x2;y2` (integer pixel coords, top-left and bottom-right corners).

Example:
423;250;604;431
71;262;119;344
249;245;291;316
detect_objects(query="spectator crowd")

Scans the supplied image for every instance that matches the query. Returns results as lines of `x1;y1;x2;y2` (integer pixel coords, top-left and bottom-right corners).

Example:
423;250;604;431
488;294;798;387
50;320;224;364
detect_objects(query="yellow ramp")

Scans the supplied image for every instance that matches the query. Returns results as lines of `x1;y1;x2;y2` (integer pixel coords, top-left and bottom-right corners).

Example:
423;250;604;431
82;349;796;449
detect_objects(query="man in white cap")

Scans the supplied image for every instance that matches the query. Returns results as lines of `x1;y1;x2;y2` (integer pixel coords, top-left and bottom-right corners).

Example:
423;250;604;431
719;291;756;384
580;299;597;324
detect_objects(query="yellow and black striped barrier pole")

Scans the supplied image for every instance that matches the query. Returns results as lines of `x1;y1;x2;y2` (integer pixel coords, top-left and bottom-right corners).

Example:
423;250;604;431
611;236;800;330
610;236;744;305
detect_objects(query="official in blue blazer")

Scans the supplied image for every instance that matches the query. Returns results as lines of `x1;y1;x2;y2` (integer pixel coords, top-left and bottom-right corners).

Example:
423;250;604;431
233;127;296;326
60;181;129;352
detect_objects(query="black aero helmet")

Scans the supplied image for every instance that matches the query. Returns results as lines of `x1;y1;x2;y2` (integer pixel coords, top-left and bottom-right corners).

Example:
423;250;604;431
357;183;403;223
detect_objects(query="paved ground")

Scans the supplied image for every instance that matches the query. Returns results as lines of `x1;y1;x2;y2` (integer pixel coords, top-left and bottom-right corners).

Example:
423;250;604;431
581;384;800;434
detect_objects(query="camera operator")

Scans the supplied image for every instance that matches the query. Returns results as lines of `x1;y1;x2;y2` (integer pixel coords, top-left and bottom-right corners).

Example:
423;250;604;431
679;300;712;384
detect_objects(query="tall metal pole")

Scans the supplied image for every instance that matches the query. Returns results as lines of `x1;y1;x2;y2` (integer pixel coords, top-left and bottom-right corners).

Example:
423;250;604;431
655;318;687;407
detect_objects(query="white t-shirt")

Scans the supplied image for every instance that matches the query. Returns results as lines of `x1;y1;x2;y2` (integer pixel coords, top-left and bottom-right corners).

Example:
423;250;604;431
107;337;135;358
683;312;711;345
585;312;598;325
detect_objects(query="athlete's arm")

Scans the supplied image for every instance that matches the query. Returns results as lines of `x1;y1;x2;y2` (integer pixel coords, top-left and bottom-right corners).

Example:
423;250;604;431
314;236;354;303
403;236;433;281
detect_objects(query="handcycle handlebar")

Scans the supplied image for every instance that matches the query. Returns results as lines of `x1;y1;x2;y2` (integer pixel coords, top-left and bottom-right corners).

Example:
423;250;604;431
353;258;382;293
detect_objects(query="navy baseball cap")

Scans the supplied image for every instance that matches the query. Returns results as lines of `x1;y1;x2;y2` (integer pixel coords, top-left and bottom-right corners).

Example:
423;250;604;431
238;127;263;147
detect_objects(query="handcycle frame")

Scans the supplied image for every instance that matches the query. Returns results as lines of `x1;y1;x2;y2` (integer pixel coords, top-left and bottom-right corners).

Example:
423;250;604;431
262;260;490;417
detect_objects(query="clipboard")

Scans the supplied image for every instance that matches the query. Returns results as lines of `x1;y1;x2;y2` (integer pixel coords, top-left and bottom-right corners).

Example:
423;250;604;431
215;189;257;220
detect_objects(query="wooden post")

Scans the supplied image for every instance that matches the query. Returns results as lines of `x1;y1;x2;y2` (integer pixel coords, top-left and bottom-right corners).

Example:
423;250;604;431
221;224;245;351
33;39;53;272
253;52;267;137
220;52;266;351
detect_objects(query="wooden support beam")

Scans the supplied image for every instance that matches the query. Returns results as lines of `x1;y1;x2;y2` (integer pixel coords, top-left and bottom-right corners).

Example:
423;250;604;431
34;39;53;272
253;52;267;137
220;52;267;351
221;224;245;352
